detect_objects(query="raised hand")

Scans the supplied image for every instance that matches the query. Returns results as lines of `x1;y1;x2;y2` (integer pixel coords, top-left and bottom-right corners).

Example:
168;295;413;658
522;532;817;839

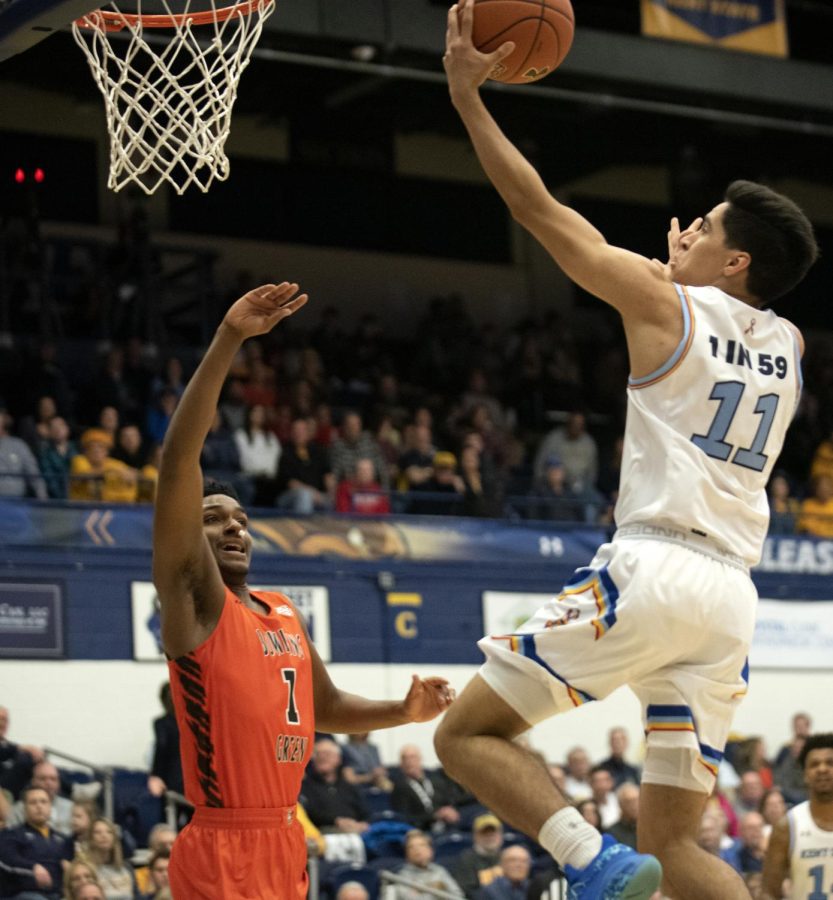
443;0;515;96
222;282;308;341
651;216;703;277
403;674;457;723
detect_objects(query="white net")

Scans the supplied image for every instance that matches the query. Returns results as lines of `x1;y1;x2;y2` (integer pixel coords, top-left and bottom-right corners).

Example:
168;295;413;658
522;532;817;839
71;0;276;195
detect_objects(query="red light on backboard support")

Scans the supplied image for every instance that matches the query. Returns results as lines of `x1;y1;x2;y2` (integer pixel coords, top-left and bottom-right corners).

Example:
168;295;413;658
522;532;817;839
34;168;45;183
14;168;25;183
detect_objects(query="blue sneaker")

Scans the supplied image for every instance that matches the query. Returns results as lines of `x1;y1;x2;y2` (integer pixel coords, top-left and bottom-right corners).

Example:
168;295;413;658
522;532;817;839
564;834;663;900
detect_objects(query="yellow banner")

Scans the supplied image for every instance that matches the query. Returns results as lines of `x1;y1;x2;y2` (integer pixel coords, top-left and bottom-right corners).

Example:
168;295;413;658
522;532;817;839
641;0;788;57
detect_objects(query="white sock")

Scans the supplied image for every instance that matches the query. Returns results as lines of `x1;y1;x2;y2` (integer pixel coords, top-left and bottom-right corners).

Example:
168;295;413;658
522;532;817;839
538;806;603;870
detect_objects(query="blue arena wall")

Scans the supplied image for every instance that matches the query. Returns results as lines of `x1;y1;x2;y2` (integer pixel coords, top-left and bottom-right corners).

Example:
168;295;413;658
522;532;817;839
1;499;832;664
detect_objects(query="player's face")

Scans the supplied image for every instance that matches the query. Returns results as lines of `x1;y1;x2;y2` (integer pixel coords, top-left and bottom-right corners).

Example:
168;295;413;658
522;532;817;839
805;747;833;799
202;494;252;577
670;202;737;287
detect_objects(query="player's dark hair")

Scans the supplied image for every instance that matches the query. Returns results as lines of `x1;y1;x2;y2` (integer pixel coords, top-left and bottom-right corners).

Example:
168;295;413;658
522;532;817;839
202;478;240;503
799;733;833;770
722;180;819;302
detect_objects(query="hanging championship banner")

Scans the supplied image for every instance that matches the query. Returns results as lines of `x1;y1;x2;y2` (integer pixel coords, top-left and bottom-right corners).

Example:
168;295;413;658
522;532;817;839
640;0;788;57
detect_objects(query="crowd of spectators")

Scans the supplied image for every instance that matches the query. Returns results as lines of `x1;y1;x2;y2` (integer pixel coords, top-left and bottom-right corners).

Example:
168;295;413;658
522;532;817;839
1;295;833;532
0;706;172;900
297;713;821;900
0;692;824;899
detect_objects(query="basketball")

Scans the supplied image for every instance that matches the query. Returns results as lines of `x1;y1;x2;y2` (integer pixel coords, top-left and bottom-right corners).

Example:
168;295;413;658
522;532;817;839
472;0;575;85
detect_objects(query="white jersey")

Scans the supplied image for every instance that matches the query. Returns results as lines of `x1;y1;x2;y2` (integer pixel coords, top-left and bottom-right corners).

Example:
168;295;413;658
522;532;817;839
787;801;833;899
615;284;801;566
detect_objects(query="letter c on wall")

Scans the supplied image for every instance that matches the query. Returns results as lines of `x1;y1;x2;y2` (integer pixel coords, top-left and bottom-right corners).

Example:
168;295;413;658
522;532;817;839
395;610;418;639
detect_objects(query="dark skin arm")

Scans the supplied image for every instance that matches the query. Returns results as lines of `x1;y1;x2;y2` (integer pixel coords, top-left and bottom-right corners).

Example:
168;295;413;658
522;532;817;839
296;612;454;731
152;283;308;659
762;815;790;900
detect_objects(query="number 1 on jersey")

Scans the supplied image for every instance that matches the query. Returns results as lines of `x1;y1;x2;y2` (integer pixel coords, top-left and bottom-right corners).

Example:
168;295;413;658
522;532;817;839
281;668;300;725
807;863;829;900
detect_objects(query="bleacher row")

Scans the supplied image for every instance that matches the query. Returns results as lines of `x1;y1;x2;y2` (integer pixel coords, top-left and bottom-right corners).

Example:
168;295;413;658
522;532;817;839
313;783;557;900
54;766;555;899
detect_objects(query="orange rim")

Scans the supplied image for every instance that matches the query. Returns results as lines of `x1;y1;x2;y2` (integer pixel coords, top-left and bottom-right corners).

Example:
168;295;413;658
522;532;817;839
75;0;266;31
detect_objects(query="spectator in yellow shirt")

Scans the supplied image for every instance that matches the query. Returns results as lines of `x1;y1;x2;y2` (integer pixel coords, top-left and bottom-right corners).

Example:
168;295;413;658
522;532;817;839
810;431;833;483
797;475;833;539
69;428;138;503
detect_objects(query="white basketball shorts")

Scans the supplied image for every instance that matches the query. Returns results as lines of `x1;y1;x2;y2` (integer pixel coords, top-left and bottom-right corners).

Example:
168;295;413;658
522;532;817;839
478;532;757;793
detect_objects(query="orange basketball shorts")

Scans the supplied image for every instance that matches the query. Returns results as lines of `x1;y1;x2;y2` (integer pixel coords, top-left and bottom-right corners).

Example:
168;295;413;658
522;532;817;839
169;806;308;899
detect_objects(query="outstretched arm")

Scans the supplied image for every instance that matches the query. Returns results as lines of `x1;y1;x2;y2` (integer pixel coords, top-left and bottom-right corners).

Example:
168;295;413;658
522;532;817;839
307;634;454;732
443;0;676;328
153;283;307;658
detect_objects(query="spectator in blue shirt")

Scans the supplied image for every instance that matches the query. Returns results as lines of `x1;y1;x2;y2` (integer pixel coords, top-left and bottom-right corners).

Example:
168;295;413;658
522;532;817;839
0;784;73;899
720;811;766;875
478;844;531;900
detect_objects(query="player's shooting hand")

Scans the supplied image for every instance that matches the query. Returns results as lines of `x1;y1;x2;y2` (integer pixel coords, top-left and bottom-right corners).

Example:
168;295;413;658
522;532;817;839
651;216;703;278
403;674;456;722
444;0;514;97
222;283;308;341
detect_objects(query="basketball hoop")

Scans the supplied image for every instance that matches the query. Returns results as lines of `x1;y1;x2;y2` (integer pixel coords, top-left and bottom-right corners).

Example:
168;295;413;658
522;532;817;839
71;0;276;195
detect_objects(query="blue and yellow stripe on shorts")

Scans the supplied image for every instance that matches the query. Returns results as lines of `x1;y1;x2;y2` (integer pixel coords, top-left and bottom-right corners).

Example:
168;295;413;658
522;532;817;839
732;657;750;700
497;633;596;709
560;565;620;641
646;704;724;778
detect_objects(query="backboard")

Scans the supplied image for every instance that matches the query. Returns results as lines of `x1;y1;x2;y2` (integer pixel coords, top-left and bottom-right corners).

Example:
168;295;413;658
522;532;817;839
0;0;99;61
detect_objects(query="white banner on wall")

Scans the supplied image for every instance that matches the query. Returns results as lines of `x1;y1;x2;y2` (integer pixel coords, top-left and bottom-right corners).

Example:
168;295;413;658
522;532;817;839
131;582;331;662
484;592;833;672
482;591;553;637
750;599;833;670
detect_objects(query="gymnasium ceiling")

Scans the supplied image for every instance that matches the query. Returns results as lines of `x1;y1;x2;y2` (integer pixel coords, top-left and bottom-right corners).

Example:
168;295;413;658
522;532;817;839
1;0;833;194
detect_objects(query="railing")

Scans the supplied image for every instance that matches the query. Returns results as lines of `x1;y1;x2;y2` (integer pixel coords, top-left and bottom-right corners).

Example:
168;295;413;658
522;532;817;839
3;472;831;535
380;870;567;900
44;745;114;822
535;876;568;900
378;870;465;899
306;838;321;900
163;789;193;829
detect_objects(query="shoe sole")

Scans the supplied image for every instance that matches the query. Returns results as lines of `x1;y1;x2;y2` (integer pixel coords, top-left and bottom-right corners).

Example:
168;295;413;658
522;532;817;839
614;858;663;900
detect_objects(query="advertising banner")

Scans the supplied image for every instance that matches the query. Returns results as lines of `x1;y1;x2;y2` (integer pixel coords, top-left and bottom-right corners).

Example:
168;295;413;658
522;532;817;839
641;0;787;57
131;581;331;662
750;599;833;670
0;581;64;658
482;590;553;637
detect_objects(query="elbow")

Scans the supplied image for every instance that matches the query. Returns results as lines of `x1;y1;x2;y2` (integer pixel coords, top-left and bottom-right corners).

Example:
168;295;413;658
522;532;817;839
508;197;536;226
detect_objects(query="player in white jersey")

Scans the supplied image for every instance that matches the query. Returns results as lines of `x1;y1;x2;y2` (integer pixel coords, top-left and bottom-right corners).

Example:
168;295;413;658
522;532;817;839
435;3;820;899
763;735;833;900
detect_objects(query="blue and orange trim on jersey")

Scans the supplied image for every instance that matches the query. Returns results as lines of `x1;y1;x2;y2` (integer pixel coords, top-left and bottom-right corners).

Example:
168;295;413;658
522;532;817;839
646;703;724;777
628;284;695;389
560;565;620;640
495;633;596;708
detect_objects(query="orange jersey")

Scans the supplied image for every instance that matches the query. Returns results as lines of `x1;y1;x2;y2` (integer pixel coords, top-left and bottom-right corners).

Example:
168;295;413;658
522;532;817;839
168;588;315;809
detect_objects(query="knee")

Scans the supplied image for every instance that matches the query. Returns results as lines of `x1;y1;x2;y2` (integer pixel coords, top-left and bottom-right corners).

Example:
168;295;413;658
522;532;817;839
433;705;470;770
433;713;456;765
638;830;697;865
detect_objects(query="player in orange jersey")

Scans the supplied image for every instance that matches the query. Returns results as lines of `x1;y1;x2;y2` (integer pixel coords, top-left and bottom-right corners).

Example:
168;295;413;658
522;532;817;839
153;282;455;899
